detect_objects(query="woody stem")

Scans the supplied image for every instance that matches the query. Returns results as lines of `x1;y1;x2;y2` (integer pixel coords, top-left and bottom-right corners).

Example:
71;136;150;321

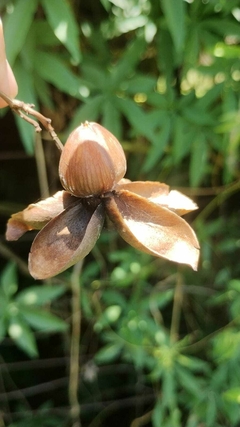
0;91;63;151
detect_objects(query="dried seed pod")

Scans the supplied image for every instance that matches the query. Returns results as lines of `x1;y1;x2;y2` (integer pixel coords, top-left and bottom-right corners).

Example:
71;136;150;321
59;122;127;197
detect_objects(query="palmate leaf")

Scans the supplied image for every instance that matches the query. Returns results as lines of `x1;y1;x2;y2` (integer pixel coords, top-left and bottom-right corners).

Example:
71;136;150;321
33;51;83;98
143;116;171;172
102;96;122;139
110;36;146;87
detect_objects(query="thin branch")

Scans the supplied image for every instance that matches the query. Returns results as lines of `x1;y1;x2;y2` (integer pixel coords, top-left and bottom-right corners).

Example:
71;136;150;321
0;91;63;151
69;260;83;427
35;133;50;199
0;241;29;276
170;271;183;343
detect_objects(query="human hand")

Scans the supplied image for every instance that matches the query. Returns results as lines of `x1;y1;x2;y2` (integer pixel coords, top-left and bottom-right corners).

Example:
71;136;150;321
0;17;18;108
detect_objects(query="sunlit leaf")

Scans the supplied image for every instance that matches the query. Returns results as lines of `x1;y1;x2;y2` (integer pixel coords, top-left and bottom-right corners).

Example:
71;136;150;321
41;0;81;64
223;388;240;403
3;0;38;65
33;51;83;98
16;284;67;306
8;316;38;358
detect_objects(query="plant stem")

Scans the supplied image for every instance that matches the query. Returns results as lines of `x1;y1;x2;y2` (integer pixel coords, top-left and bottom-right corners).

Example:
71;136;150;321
35;133;50;199
170;272;183;343
69;260;83;427
0;91;63;151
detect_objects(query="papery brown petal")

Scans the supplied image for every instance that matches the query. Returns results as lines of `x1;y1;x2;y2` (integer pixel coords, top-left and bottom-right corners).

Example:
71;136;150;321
29;201;104;280
116;180;169;198
59;122;127;197
116;181;198;215
163;190;198;215
104;190;200;270
6;191;77;241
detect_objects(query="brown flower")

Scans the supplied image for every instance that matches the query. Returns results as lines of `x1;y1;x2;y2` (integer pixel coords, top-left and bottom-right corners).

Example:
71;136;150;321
6;122;200;280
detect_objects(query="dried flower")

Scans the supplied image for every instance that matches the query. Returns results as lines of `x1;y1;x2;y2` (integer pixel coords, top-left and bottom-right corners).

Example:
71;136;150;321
6;122;200;279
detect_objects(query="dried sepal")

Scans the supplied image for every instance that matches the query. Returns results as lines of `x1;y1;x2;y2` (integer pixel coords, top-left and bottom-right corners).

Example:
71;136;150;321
6;191;77;241
29;201;105;280
117;181;198;215
105;190;200;271
59;122;127;197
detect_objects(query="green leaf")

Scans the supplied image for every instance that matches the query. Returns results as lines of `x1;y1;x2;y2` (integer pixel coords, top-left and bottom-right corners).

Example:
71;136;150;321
1;262;18;297
143;116;171;172
81;63;108;90
8;316;38;358
13;60;37;154
176;365;202;396
124;74;156;95
190;133;208;186
41;0;81;64
67;95;104;133
152;398;164;427
223;388;240;403
102;97;122;139
95;343;122;364
34;20;60;47
3;0;38;65
229;280;240;293
111;37;146;87
0;316;8;341
172;115;191;164
20;307;68;332
16;285;66;306
157;28;174;81
33;51;83;98
160;0;186;55
116;97;156;141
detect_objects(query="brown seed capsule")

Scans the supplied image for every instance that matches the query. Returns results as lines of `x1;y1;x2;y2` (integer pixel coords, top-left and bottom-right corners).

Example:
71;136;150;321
59;122;127;197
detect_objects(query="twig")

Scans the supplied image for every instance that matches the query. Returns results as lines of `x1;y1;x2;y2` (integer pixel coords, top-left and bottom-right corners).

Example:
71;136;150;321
69;260;83;427
170;271;183;343
34;133;50;199
0;91;63;151
130;409;153;427
0;241;29;276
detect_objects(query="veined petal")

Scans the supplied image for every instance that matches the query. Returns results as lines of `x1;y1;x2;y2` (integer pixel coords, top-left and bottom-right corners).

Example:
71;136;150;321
6;191;77;241
104;190;200;270
29;201;105;279
117;181;198;215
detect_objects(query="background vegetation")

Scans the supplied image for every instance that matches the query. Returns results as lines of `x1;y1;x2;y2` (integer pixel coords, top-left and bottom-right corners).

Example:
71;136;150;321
0;0;240;426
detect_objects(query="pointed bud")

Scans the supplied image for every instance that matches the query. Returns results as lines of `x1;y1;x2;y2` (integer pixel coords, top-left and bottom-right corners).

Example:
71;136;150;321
59;122;127;197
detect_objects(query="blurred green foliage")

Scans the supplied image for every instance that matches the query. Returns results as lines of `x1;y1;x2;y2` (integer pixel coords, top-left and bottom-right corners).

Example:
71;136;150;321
0;0;240;426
